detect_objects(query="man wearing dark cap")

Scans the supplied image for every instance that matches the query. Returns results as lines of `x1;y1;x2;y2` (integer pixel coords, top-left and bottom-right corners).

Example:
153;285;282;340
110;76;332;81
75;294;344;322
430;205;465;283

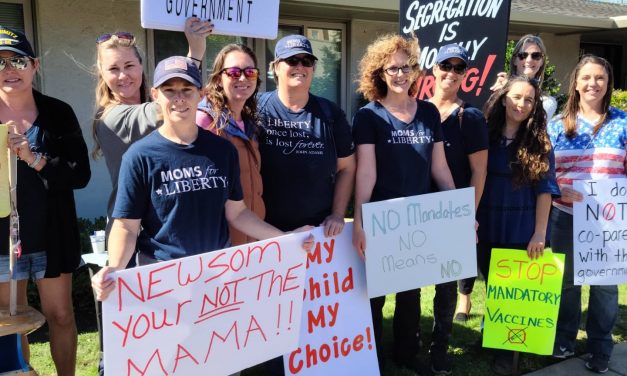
428;43;488;374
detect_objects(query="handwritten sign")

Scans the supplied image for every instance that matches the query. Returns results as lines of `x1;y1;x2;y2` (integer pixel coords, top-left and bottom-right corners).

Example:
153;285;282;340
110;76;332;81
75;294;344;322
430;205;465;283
284;224;379;375
573;179;627;285
102;234;307;376
140;0;280;39
400;0;511;106
483;248;564;355
362;188;476;298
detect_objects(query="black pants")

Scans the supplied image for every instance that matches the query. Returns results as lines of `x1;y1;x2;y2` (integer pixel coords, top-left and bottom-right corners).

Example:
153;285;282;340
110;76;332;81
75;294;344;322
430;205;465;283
370;282;457;366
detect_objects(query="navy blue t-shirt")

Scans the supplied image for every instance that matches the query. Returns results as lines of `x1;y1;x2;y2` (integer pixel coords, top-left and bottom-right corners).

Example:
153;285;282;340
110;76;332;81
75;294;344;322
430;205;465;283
257;91;354;231
352;100;443;202
113;129;243;261
439;105;489;189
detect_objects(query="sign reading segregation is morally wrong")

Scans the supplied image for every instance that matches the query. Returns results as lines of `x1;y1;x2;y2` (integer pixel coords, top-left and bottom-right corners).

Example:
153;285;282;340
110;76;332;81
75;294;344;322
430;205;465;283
362;188;477;298
284;224;379;376
399;0;511;106
573;179;627;285
102;234;307;376
141;0;280;39
483;249;565;355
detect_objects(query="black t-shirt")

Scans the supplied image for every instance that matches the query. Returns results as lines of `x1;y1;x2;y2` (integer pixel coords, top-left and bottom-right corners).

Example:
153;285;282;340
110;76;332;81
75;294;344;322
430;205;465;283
439;104;489;189
352;100;442;202
257;91;354;231
1;123;48;255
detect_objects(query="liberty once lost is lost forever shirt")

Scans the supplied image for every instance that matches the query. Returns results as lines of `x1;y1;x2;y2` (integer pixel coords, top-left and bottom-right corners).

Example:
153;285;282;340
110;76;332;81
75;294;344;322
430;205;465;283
113;129;243;260
257;91;354;231
352;100;443;202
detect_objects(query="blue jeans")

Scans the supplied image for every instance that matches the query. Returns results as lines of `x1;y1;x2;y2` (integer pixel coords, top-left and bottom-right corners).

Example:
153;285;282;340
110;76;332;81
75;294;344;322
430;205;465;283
550;207;618;359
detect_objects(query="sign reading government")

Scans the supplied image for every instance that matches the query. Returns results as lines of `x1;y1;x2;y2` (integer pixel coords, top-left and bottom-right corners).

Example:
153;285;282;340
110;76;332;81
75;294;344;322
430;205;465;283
362;188;477;298
483;249;564;355
141;0;280;39
573;178;627;285
102;233;307;376
399;0;511;106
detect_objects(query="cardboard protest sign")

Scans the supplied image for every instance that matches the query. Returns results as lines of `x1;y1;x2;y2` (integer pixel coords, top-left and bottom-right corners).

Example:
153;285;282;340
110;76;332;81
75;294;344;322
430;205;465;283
573;179;627;285
399;0;511;106
141;0;280;39
284;224;379;375
102;234;307;376
483;248;564;355
362;187;476;298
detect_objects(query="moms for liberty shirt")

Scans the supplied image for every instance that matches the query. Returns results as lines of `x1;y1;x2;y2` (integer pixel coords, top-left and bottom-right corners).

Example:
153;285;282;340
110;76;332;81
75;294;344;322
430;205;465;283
113;129;243;261
257;91;354;231
352;100;443;202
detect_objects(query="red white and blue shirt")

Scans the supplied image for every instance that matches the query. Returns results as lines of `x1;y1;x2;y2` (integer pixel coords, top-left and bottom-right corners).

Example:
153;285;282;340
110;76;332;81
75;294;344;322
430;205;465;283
548;106;627;214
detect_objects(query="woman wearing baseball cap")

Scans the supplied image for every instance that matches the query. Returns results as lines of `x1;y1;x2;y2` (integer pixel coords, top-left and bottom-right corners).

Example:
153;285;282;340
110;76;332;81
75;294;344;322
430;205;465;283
91;56;312;302
0;25;91;375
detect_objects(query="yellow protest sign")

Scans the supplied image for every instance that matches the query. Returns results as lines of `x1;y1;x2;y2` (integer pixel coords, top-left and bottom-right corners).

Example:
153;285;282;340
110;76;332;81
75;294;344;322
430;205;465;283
483;248;565;355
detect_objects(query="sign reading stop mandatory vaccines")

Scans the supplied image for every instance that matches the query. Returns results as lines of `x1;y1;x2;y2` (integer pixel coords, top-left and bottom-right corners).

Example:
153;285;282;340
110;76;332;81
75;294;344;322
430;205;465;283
573;178;627;285
399;0;511;106
102;233;307;376
483;248;564;355
284;224;379;376
141;0;280;39
362;188;476;298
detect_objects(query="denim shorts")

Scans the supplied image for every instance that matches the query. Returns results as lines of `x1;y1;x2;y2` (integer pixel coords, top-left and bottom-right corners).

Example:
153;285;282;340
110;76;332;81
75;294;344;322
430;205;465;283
0;251;47;282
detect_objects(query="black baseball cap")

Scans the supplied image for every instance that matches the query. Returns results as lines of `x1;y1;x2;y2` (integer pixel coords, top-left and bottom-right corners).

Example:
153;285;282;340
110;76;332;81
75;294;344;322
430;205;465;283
0;25;35;57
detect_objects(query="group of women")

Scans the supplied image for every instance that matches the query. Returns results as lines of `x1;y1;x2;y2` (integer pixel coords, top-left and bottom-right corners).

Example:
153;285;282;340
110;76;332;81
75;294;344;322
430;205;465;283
0;16;624;376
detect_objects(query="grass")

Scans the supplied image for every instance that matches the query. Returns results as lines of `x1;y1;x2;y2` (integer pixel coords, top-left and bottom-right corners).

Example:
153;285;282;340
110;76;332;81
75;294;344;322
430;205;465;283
24;268;627;376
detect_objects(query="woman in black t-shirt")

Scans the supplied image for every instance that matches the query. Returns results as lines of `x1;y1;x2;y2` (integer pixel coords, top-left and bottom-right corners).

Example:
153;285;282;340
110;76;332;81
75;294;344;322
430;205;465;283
352;34;455;374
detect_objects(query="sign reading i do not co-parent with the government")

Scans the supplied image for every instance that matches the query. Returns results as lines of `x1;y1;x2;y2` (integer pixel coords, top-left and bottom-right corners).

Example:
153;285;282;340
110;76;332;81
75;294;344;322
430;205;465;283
102;233;308;376
573;178;627;285
141;0;280;39
362;187;477;298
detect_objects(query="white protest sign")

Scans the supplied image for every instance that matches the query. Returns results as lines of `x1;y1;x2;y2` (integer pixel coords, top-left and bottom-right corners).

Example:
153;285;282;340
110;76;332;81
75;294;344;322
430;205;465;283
573;178;627;285
103;234;307;376
284;224;379;376
141;0;280;39
362;188;477;298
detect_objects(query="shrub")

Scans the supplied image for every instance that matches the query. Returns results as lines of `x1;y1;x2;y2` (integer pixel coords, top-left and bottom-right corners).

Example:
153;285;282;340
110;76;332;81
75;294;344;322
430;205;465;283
612;89;627;111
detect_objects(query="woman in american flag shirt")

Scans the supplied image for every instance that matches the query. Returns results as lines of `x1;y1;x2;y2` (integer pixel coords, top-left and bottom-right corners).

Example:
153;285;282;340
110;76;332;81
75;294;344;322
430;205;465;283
548;55;627;374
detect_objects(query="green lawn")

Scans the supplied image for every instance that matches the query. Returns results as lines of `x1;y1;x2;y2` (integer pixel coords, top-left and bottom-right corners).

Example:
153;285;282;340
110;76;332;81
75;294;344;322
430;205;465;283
26;271;627;376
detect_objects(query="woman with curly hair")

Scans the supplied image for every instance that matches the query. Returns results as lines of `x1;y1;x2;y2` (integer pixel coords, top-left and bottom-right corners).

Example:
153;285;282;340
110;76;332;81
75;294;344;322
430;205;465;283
196;43;264;246
548;55;625;373
352;34;455;374
478;75;560;375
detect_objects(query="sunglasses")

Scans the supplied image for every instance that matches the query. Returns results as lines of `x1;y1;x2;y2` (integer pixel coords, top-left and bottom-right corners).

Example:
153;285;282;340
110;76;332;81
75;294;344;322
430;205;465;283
437;62;467;74
0;56;31;71
282;56;316;68
221;67;259;80
96;32;135;46
516;52;543;61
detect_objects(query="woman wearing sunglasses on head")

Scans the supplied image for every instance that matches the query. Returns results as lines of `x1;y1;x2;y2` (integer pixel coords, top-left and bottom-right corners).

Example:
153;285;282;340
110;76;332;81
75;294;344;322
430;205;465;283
196;44;264;246
427;43;488;374
548;56;625;374
0;26;91;376
257;35;355;238
490;35;558;120
352;34;456;375
92;17;212;239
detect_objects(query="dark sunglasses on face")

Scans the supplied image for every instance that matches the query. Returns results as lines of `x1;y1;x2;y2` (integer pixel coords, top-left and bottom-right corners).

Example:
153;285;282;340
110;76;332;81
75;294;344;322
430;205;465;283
96;32;135;45
384;65;414;75
282;56;316;68
517;52;543;61
0;56;31;71
221;67;259;80
437;61;467;74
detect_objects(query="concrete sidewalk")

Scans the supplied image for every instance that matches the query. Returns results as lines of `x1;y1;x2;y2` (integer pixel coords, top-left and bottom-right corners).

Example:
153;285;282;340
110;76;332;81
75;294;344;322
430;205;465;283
524;342;627;376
